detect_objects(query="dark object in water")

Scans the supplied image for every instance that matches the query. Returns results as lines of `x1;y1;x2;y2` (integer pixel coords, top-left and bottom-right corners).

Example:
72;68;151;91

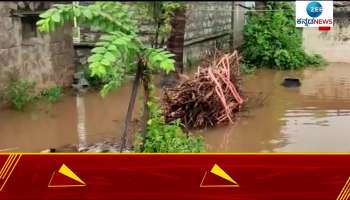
282;78;301;88
72;72;90;92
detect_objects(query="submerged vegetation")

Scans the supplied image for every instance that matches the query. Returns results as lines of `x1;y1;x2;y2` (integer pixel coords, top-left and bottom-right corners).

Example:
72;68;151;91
40;86;63;103
4;79;36;111
4;79;63;111
241;1;326;70
135;92;205;153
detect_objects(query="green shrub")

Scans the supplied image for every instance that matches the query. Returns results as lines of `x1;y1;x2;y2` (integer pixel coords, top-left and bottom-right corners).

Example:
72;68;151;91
134;101;205;153
40;86;62;103
241;2;326;70
4;80;36;111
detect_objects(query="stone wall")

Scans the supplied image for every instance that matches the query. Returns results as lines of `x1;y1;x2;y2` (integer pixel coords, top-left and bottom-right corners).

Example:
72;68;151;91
74;1;250;69
303;2;350;63
0;2;74;92
184;1;251;66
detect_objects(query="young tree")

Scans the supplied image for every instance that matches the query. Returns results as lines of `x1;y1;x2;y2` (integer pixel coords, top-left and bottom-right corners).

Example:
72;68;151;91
133;2;186;87
37;2;176;151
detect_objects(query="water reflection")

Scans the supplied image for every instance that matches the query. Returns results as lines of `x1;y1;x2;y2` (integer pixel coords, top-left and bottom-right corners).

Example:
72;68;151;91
200;63;350;152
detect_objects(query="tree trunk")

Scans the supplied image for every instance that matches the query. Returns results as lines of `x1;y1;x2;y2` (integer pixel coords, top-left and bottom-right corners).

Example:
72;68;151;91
167;6;186;74
140;69;150;151
255;1;267;15
161;5;186;87
230;2;235;51
119;61;143;152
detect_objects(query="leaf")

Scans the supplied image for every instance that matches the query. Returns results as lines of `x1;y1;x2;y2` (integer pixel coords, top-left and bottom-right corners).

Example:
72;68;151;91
160;59;175;74
112;38;127;45
74;7;81;17
83;9;93;19
36;20;45;26
39;10;52;18
91;47;106;53
107;44;118;52
100;34;116;41
51;12;61;22
104;51;117;63
153;54;163;62
87;54;103;63
101;58;112;66
96;41;109;47
89;63;106;77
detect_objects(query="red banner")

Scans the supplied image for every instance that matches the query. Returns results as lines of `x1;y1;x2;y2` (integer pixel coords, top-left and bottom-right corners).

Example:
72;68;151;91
0;154;349;200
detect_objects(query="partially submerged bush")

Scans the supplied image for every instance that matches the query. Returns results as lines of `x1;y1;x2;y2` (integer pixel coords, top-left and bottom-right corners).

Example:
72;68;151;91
134;101;205;153
241;2;326;70
4;79;36;111
240;63;257;75
3;78;63;111
40;86;62;103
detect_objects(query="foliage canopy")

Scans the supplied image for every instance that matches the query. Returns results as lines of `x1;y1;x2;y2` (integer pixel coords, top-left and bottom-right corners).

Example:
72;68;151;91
37;2;176;96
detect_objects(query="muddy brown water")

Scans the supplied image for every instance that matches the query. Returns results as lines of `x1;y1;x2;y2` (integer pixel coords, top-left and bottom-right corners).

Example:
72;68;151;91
1;63;350;152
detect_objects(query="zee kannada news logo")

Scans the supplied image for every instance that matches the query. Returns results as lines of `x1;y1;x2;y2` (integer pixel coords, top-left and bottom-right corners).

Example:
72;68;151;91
296;1;333;27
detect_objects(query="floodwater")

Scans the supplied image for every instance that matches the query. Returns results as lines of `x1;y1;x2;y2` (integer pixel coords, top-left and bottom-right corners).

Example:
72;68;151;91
201;62;350;152
0;78;141;152
1;63;350;152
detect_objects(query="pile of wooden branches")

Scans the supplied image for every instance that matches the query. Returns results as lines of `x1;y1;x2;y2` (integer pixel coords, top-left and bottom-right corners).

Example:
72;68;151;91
163;50;244;129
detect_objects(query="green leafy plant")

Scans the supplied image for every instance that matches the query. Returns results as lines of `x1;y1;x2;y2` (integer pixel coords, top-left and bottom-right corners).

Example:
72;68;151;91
82;66;107;89
37;2;193;152
4;79;36;111
134;100;205;153
40;86;62;103
241;2;326;70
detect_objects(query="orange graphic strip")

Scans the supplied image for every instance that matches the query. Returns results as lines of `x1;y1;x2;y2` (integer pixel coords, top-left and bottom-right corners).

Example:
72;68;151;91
343;181;350;200
0;154;14;178
336;177;350;200
0;155;16;179
0;154;22;192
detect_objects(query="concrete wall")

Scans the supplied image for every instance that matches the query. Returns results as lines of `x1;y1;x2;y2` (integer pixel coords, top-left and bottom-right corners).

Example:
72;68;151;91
183;1;233;66
303;4;350;63
0;2;74;92
74;1;250;69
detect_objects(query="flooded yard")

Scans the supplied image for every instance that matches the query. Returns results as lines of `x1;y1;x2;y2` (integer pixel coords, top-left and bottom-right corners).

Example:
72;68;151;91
201;62;350;152
1;63;350;152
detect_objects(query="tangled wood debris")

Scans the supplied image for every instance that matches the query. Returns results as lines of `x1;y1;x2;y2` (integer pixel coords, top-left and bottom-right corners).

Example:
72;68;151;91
163;50;244;129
